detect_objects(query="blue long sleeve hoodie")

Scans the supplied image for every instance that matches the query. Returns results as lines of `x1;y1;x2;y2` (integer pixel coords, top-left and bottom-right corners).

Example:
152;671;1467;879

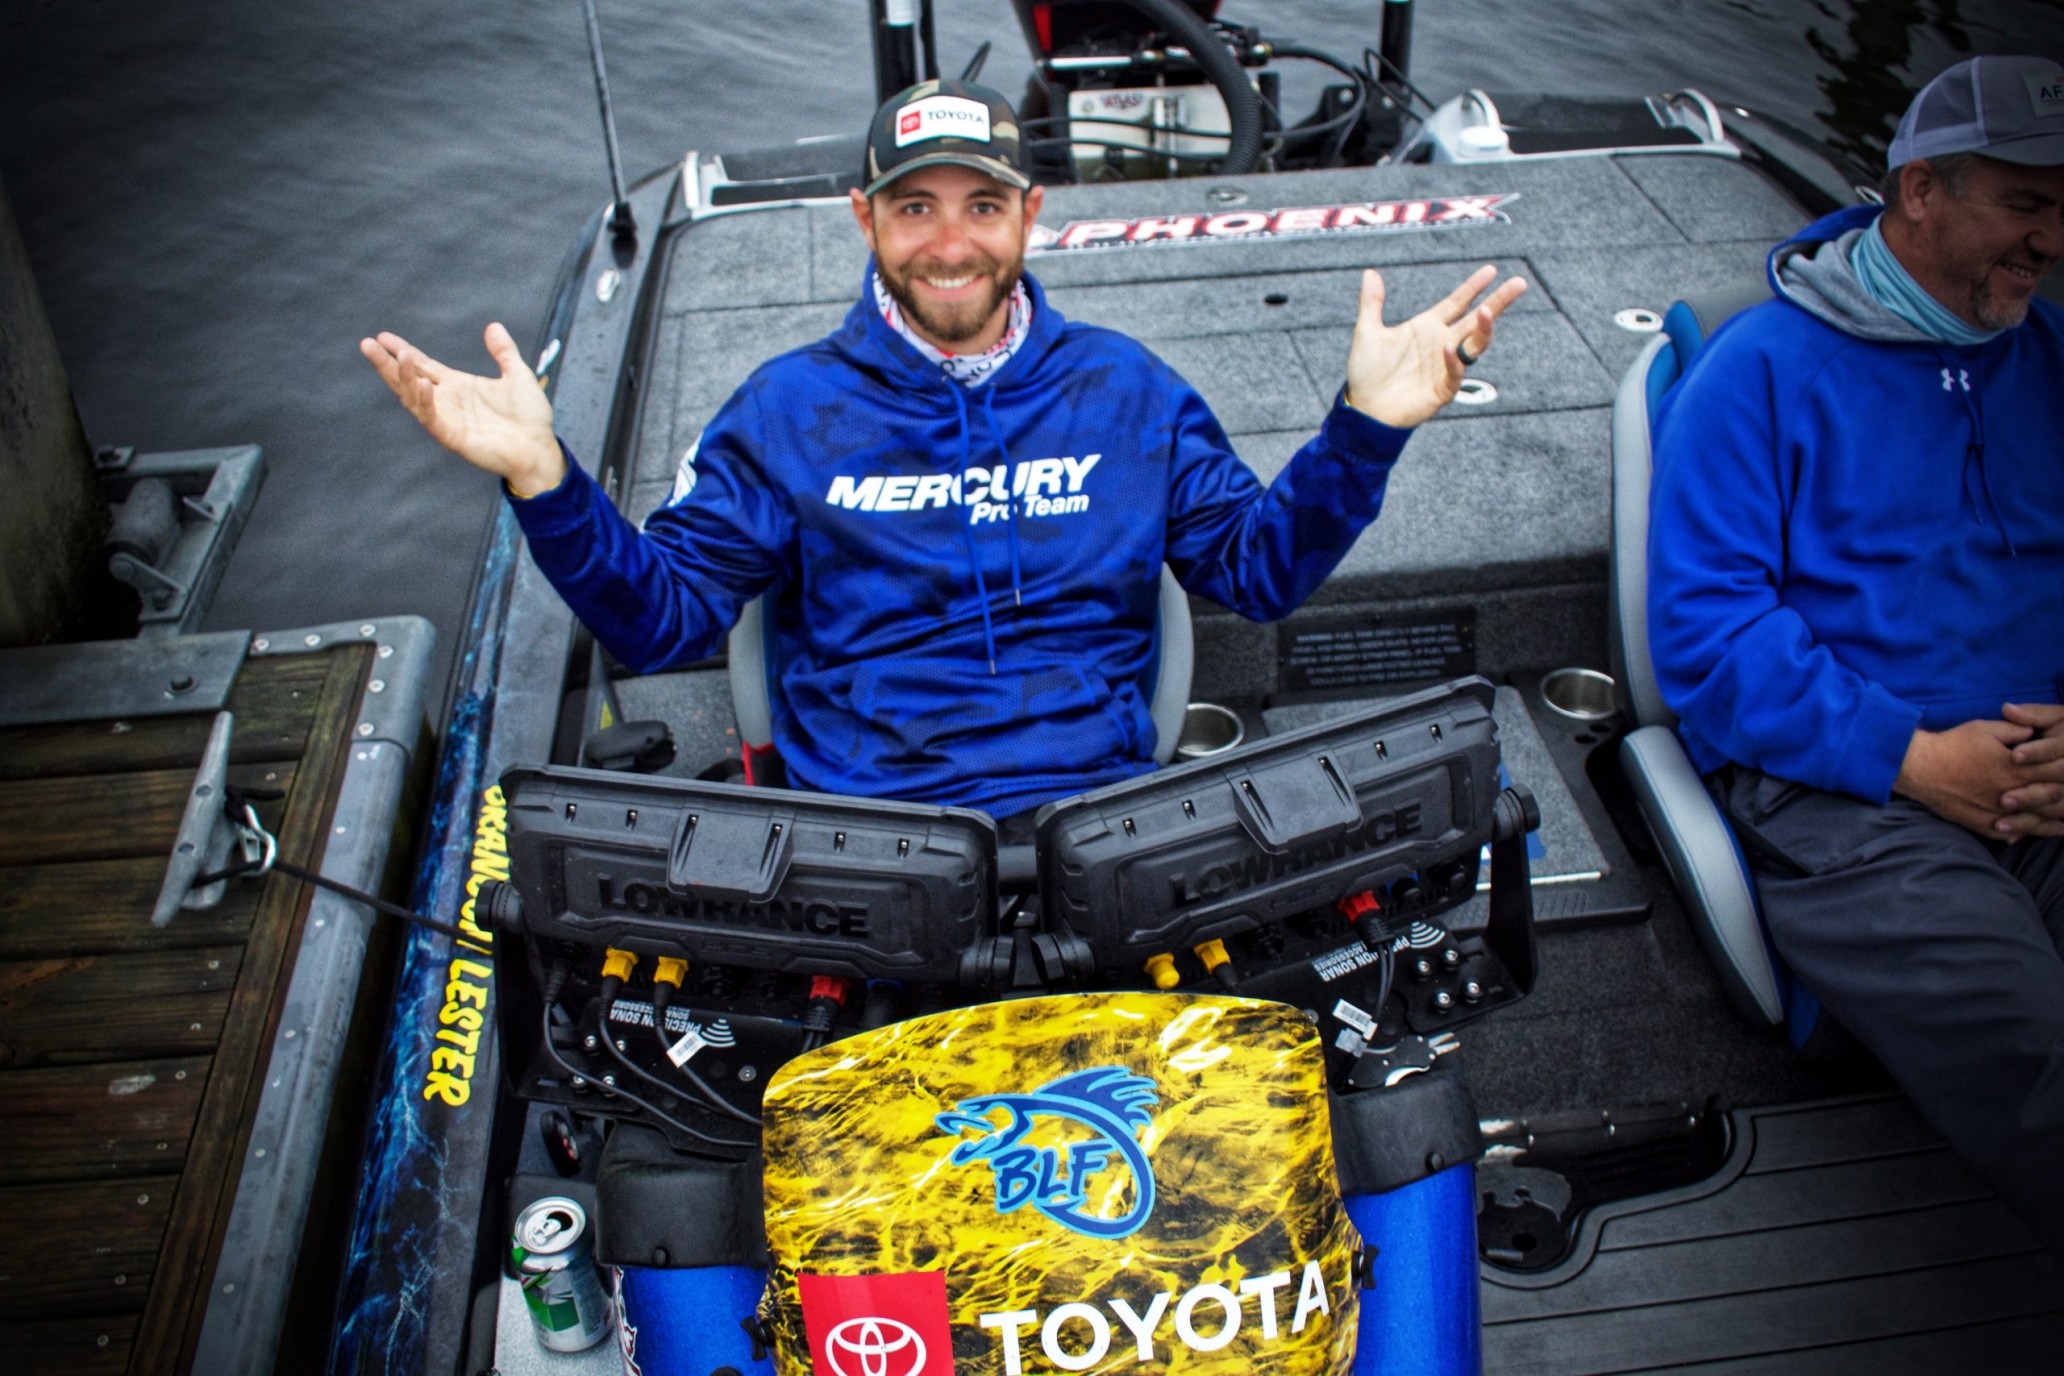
1649;205;2064;802
512;266;1408;817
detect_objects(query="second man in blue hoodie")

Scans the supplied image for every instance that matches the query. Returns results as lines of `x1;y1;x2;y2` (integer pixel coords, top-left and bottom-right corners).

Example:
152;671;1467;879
1649;56;2064;1255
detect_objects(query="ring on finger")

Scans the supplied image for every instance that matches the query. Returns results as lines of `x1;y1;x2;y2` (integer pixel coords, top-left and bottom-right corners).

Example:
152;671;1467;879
1456;340;1479;367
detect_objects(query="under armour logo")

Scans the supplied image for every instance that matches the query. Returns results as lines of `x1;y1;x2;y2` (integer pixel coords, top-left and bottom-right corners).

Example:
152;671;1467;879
1940;367;1971;392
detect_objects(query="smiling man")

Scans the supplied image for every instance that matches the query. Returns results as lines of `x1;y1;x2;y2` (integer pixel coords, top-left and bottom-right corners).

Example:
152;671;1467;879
1648;55;2064;1253
361;78;1523;821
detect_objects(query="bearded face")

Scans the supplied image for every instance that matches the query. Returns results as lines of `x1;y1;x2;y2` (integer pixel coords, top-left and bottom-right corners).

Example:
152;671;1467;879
855;165;1043;354
874;241;1019;346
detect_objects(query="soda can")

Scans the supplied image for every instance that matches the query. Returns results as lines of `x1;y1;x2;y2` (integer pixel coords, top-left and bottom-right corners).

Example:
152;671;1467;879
512;1195;614;1352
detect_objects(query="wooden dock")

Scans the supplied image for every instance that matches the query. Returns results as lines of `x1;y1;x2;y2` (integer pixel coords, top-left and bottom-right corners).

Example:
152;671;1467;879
0;637;417;1373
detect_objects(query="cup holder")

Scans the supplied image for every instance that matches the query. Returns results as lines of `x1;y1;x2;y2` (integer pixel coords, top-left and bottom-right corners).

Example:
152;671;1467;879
1539;668;1617;722
1174;702;1246;760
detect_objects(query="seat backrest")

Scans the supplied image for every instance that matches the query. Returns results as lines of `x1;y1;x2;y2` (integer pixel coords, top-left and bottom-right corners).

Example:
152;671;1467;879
1609;278;1774;729
729;564;1195;769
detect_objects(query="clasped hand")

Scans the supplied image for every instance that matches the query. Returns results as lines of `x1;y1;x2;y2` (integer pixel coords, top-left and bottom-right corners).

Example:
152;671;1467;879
1895;704;2064;841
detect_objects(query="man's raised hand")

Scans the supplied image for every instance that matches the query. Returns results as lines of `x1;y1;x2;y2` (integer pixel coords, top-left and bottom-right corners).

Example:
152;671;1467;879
1344;264;1528;429
360;323;567;498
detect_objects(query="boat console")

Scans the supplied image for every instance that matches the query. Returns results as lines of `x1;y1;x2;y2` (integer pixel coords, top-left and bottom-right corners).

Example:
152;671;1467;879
483;677;1537;1154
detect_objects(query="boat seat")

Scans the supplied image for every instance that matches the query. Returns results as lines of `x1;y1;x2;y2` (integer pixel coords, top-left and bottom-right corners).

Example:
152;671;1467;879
1610;278;1821;1037
727;562;1196;794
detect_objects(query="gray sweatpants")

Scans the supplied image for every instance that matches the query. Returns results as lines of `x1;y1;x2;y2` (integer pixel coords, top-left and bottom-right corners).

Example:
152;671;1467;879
1716;766;2064;1257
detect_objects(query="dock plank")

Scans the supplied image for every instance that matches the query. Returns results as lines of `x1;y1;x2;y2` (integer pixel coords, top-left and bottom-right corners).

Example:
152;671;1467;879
0;947;241;1068
0;1176;177;1321
0;946;241;1006
0;654;332;781
0;762;296;868
1;1056;208;1185
0;1313;137;1375
0;857;256;960
128;644;370;1375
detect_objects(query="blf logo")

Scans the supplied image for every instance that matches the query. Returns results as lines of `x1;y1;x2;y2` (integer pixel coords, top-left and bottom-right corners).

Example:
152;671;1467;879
935;1067;1159;1238
798;1270;957;1376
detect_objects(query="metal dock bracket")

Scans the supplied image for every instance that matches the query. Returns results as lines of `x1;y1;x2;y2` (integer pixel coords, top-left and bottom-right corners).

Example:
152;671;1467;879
150;710;242;925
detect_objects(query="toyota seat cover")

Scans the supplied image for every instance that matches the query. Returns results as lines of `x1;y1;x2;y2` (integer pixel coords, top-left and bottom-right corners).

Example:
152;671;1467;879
758;992;1362;1375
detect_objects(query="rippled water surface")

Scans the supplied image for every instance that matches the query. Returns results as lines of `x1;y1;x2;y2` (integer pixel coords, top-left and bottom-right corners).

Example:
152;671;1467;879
2;0;2055;697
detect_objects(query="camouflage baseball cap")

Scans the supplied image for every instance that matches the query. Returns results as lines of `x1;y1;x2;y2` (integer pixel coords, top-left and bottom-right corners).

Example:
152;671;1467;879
863;78;1031;196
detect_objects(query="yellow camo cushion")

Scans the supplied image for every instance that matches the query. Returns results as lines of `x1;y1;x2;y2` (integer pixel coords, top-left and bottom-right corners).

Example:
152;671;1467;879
759;992;1361;1375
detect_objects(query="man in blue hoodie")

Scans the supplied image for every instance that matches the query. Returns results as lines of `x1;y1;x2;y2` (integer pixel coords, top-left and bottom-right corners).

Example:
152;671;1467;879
361;79;1525;821
1649;56;2064;1252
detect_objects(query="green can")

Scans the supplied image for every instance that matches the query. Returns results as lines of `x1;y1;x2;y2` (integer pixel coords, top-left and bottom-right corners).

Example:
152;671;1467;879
512;1195;613;1352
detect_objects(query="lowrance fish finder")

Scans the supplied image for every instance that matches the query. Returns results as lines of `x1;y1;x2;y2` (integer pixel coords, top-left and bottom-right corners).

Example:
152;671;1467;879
483;775;1005;1152
1036;675;1538;1080
482;676;1535;1148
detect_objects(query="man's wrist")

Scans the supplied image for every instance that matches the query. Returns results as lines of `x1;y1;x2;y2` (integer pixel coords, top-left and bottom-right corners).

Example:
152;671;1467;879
1337;385;1413;433
1342;383;1384;425
1892;727;1938;801
503;441;570;500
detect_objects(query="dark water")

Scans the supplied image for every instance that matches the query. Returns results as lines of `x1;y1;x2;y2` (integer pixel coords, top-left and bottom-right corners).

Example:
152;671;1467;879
2;0;2055;701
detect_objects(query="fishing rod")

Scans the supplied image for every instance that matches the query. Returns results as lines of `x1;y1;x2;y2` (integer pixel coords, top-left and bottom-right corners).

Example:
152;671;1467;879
581;0;636;241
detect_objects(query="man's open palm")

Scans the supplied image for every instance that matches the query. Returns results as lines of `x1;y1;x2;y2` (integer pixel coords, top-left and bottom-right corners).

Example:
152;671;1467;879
360;323;566;497
1345;265;1527;429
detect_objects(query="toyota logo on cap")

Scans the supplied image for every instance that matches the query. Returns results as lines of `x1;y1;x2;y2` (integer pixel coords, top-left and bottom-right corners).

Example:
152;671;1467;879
825;1316;927;1376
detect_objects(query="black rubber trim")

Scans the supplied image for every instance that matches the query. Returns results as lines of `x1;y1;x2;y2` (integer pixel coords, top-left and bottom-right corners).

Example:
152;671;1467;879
594;1123;769;1268
1333;1067;1482;1196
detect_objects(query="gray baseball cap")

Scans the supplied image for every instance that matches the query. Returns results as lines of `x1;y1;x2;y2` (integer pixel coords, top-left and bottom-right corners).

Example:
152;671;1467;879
1888;55;2064;169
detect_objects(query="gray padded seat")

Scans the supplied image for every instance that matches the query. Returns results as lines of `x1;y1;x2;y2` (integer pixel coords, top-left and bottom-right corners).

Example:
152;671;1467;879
729;564;1195;770
1610;280;1786;1027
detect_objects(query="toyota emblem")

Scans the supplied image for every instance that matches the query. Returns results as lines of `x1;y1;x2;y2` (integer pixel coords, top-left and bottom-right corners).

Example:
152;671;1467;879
824;1316;928;1376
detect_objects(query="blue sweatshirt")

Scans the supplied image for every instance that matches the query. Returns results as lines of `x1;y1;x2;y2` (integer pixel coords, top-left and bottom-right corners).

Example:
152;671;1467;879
1649;205;2064;802
512;267;1408;816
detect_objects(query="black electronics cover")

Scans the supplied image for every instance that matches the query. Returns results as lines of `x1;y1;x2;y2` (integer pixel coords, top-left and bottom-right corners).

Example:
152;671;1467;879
1034;678;1501;967
500;766;998;984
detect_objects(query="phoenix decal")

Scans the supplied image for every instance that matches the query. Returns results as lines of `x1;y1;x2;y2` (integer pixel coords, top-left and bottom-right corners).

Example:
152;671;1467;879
1029;193;1519;254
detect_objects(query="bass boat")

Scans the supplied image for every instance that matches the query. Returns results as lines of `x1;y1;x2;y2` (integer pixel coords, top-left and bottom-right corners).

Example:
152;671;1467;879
306;4;2064;1374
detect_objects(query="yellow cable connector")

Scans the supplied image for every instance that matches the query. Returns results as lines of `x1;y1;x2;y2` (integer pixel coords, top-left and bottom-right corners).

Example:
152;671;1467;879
1143;952;1181;990
653;956;690;989
601;947;638;983
1195;937;1239;990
